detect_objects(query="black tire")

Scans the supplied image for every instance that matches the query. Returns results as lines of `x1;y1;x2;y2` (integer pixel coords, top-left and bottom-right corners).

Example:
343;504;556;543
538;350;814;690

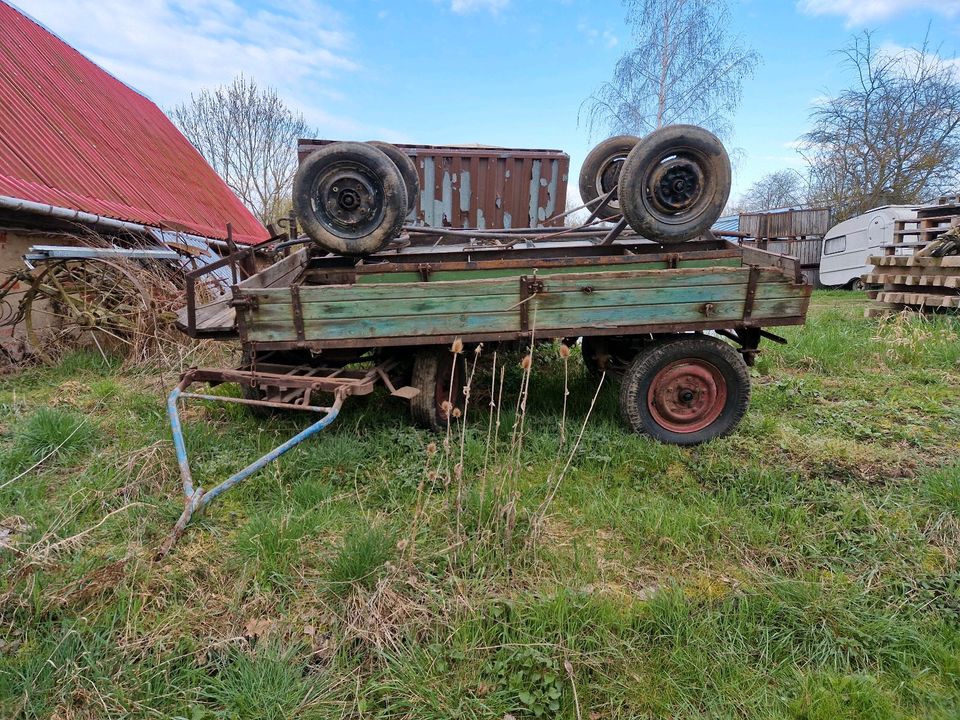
579;135;640;218
410;349;463;431
293;142;407;256
849;277;865;292
619;335;749;445
618;125;731;244
368;141;419;216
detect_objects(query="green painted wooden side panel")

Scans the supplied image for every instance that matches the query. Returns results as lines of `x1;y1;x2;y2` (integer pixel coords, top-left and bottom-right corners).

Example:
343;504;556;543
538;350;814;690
354;256;742;284
244;296;807;342
250;281;798;324
247;312;519;342
241;263;808;343
529;298;807;331
250;267;783;305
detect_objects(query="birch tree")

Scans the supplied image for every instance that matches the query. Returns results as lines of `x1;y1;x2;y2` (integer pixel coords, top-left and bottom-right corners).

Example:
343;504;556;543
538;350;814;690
172;75;312;225
737;170;807;212
582;0;759;139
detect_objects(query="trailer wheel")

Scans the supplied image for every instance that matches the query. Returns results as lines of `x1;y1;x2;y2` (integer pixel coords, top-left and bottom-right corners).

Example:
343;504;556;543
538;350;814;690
618;125;730;244
410;349;463;431
579;135;640;218
619;335;749;445
368;141;419;216
294;142;407;256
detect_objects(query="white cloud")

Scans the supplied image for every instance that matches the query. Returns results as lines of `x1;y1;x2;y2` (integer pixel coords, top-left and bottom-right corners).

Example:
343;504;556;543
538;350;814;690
449;0;509;14
798;0;960;25
876;41;960;77
575;20;619;48
11;0;390;137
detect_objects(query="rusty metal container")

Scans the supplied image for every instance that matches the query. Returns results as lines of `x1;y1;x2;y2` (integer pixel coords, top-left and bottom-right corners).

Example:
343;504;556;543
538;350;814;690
298;140;570;229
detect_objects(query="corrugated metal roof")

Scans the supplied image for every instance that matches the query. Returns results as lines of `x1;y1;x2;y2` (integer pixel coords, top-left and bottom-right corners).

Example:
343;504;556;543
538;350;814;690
712;215;740;233
0;2;268;245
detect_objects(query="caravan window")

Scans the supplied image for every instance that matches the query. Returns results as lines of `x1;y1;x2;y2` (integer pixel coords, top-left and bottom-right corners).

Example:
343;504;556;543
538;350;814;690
824;235;846;254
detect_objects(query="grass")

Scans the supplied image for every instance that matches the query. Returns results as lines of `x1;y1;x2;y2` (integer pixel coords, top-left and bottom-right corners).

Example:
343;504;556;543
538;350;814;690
1;291;960;719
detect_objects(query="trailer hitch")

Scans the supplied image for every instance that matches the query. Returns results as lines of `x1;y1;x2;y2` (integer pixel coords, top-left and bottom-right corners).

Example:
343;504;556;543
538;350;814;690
156;370;346;558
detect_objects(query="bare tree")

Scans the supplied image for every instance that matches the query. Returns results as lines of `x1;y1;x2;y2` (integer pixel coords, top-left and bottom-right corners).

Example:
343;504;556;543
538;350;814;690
802;32;960;220
172;75;312;225
736;170;807;212
582;0;759;139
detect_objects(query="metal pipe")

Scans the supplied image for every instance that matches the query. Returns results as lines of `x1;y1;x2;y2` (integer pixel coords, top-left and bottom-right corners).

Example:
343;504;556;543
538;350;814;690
159;380;345;557
0;194;233;249
166;381;196;501
178;391;334;413
198;393;344;508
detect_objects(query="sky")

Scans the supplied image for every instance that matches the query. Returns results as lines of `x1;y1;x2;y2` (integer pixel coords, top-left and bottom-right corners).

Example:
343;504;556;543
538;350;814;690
10;0;960;208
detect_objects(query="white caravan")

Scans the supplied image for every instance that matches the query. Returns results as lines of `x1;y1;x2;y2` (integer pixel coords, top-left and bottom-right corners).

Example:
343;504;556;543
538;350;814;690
819;205;918;288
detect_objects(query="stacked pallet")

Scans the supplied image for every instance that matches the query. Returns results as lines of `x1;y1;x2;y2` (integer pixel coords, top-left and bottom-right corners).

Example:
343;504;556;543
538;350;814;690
863;198;960;316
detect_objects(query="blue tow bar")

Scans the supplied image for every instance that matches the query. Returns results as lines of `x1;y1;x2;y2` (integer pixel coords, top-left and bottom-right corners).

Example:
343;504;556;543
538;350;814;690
157;371;345;557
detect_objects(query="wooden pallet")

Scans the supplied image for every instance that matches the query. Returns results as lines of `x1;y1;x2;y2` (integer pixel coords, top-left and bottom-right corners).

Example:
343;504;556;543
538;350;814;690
868;255;960;268
890;201;960;255
870;291;960;308
863;252;960;316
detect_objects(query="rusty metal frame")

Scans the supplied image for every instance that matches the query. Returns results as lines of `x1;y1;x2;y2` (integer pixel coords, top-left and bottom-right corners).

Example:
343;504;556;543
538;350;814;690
181;230;288;338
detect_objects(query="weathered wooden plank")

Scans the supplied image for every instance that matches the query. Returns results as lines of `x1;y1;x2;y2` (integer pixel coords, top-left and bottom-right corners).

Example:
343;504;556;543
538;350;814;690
249;281;799;323
247;267;789;306
247;273;798;327
252;292;517;322
354;257;743;284
176;297;235;332
244;294;808;343
246;310;519;342
528;297;808;330
238;247;308;289
868;255;951;268
864;273;960;288
875;291;960;308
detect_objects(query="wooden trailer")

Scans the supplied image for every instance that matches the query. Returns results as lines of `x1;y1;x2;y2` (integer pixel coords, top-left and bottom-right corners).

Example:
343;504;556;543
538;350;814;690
176;230;810;444
158;126;811;554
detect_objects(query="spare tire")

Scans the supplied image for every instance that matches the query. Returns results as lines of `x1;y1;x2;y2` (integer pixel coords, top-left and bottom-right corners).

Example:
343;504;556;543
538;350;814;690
294;142;407;256
368;141;420;216
579;135;640;218
617;125;730;244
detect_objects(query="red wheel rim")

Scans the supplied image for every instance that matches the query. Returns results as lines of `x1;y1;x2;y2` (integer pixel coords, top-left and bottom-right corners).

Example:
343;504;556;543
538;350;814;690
647;359;726;433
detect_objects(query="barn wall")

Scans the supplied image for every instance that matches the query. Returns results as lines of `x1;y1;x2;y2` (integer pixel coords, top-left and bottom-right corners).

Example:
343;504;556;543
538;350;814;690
0;228;69;359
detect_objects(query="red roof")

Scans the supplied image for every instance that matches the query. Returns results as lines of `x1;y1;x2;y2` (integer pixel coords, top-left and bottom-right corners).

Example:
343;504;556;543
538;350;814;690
0;2;268;245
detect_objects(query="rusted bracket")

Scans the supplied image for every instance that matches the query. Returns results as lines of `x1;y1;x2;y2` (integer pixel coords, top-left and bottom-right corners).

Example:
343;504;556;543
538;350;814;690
229;295;259;310
417;264;433;282
291;283;306;344
599;216;629;246
743;265;760;321
518;275;545;332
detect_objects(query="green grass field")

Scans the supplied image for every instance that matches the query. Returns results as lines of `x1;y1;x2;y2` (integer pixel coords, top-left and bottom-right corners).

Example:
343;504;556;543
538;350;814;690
2;290;959;719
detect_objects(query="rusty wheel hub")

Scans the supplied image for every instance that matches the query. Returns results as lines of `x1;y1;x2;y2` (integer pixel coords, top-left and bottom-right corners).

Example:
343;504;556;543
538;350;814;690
312;163;384;239
647;358;726;433
649;158;704;214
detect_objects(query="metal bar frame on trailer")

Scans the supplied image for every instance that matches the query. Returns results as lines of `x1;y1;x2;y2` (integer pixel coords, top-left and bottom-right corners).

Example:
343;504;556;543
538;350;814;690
157;362;395;557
